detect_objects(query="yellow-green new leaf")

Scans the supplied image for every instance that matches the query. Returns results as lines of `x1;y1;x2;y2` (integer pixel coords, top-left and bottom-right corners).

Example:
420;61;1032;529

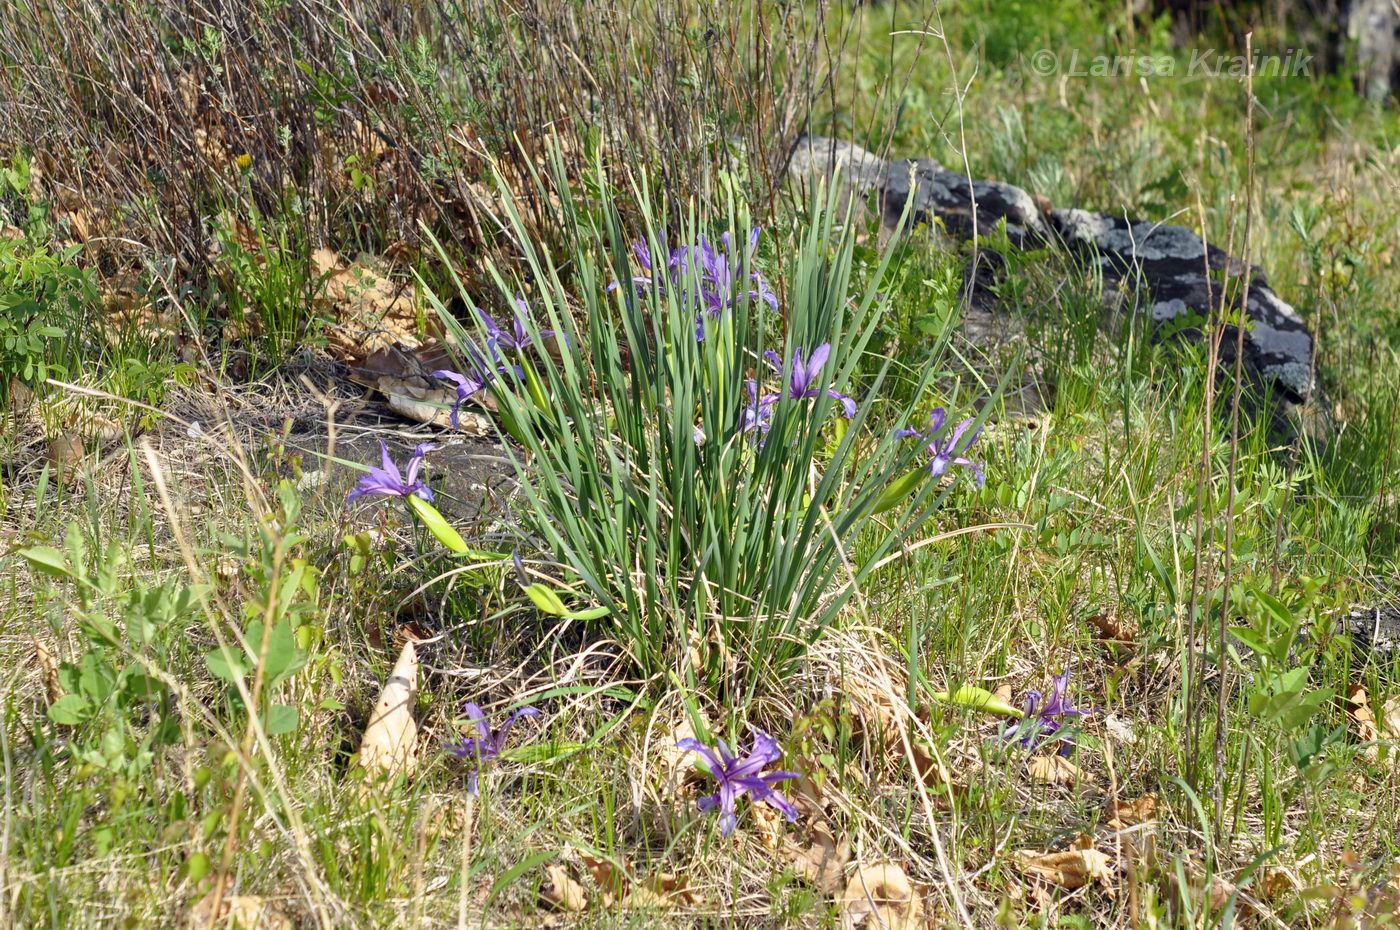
523;583;610;620
406;495;469;554
871;468;928;515
930;685;1023;718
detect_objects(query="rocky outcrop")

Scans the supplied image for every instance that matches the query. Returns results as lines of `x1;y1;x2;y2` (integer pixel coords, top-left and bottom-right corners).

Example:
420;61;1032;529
788;135;1317;413
1347;0;1400;101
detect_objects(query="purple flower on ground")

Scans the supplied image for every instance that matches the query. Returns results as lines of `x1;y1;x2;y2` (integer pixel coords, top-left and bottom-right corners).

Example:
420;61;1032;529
763;343;856;418
447;702;541;795
1002;670;1091;756
897;408;985;487
678;728;798;836
348;441;435;503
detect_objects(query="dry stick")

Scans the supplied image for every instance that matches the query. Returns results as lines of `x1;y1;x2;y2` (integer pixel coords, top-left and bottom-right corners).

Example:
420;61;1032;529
1215;32;1256;847
456;794;477;930
0;667;19;930
1183;184;1232;792
204;529;288;930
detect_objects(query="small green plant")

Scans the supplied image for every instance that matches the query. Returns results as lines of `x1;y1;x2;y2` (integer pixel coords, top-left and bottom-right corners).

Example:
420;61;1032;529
211;213;323;369
22;525;197;778
0;234;97;400
1229;582;1344;774
205;480;316;736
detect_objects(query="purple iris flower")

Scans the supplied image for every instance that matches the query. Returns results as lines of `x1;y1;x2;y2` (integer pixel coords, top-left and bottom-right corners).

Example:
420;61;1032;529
347;441;435;503
740;379;778;437
447;702;541;795
1002;670;1091;756
479;297;555;355
431;368;488;429
762;343;856;418
897;408;985;487
432;341;528;428
611;227;778;340
678;728;798;836
614;237;684;296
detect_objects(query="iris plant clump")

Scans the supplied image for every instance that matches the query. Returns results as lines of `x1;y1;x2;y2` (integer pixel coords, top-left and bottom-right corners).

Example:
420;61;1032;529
419;169;995;690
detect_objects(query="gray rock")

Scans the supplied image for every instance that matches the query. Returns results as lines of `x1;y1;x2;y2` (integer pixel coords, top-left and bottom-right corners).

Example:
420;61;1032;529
1049;209;1315;403
788;134;1317;412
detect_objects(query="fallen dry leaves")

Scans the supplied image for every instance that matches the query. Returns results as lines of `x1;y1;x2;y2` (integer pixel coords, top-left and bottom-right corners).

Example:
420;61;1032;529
786;822;853;896
1013;839;1115;892
540;855;697;913
343;345;491;433
540;864;588;913
838;862;925;930
315;248;431;360
45;433;84;484
1027;753;1086;786
1347;685;1400;762
186;893;292;930
1106;794;1158;829
358;640;418;778
32;637;62;707
1085;612;1137;649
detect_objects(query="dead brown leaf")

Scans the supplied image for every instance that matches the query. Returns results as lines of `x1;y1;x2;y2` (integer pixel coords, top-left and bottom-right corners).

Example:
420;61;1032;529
1;224;22;241
1259;867;1299;902
908;736;961;802
78;412;125;444
8;377;34;420
46;433;84;482
186;893;292;930
358;640;418;778
1085;612;1137;648
786;823;852;896
657;715;702;801
1348;685;1382;761
839;863;924;930
540;864;588;912
33;637;62;707
1107;794;1158;829
582;854;628;905
632;872;696;908
1028;754;1086;786
343;341;492;432
315;248;433;360
378;378;489;433
1014;845;1115;891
